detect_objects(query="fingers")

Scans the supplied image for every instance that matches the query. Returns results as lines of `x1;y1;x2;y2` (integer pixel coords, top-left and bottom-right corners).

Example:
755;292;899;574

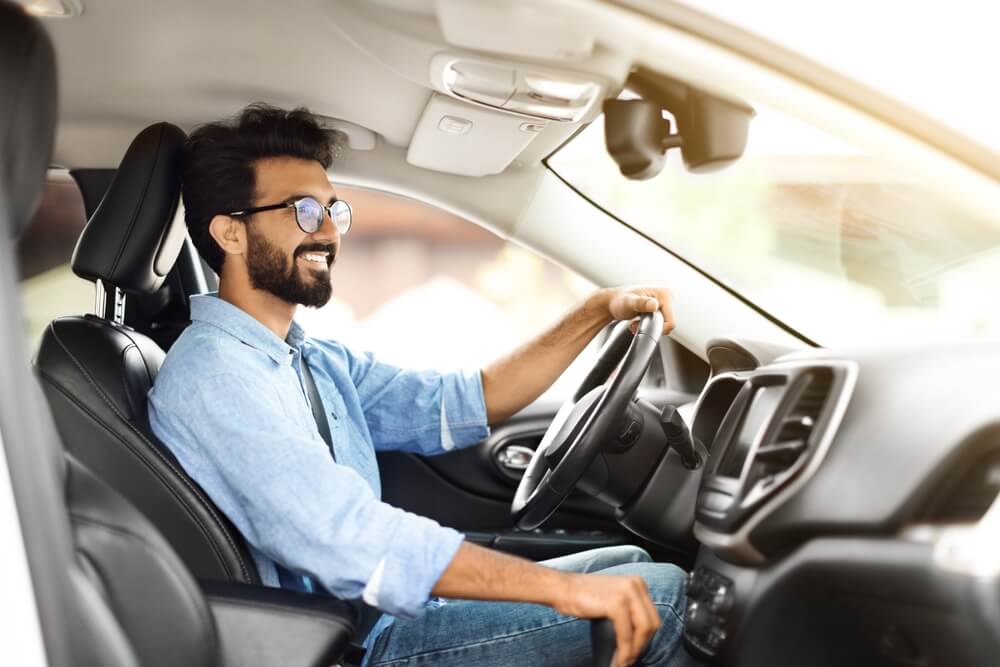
623;293;659;315
609;601;635;667
608;287;675;336
630;578;660;657
610;578;660;667
650;288;675;335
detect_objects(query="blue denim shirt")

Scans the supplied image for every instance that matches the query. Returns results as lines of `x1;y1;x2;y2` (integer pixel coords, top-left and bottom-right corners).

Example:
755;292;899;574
148;294;489;619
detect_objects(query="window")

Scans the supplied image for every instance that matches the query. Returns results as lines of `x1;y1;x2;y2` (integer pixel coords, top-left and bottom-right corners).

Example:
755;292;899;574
17;177;599;398
549;106;1000;345
296;187;596;397
17;171;93;352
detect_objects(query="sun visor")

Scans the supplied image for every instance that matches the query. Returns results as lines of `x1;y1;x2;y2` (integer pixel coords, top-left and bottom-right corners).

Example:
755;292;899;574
406;94;545;177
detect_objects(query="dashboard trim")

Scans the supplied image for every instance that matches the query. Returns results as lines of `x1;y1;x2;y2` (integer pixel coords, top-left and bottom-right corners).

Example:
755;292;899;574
693;359;860;564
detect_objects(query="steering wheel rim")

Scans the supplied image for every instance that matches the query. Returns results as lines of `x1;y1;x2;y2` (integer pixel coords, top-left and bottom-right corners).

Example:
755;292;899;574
511;310;664;530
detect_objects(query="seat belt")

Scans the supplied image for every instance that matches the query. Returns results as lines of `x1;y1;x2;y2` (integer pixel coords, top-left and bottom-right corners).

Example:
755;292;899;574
300;359;335;461
299;358;381;652
299;357;382;665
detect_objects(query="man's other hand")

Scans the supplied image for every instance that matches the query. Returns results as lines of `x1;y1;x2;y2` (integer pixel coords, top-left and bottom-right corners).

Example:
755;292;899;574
598;286;675;335
552;571;661;667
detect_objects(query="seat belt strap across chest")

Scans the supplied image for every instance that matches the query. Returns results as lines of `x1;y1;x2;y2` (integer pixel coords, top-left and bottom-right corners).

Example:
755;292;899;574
300;359;335;461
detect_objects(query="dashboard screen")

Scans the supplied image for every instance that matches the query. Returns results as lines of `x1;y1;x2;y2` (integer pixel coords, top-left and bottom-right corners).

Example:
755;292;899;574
716;386;783;478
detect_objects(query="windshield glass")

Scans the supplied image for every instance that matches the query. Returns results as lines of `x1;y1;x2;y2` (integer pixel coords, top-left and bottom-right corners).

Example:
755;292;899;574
678;2;1000;151
548;104;1000;345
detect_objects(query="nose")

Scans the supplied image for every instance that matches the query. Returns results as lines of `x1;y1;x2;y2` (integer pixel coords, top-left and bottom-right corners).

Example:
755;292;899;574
312;206;340;244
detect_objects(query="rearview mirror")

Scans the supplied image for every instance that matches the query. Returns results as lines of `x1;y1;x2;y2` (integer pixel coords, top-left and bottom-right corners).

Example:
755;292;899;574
603;73;755;179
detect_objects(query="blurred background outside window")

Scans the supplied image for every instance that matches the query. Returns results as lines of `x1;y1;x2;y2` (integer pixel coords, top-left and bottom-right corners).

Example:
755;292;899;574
18;177;595;396
549;104;1000;346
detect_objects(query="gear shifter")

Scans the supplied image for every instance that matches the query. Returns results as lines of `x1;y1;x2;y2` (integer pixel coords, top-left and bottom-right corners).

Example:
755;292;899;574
591;619;616;667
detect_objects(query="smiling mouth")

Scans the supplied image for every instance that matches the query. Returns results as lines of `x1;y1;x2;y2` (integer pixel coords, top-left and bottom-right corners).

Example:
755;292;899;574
297;251;334;270
299;252;328;264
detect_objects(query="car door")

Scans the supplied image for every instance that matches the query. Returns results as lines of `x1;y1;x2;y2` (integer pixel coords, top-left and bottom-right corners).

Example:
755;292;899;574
376;337;708;563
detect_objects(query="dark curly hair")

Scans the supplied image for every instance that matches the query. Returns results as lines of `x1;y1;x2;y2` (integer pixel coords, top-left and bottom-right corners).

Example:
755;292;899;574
180;104;338;274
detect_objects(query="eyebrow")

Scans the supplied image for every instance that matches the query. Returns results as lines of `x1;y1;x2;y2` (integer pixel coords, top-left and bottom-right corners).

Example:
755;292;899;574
283;192;338;206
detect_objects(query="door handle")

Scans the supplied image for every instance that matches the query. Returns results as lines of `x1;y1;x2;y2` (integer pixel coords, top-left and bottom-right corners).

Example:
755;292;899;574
496;444;535;471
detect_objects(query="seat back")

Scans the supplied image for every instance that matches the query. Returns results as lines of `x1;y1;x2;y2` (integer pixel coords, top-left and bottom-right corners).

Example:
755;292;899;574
67;454;219;667
35;122;257;585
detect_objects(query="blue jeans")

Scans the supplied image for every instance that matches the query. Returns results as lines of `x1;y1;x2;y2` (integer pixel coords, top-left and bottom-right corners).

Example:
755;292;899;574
361;545;695;666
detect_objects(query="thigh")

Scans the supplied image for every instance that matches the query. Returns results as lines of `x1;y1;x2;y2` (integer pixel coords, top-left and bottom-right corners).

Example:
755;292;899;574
364;597;596;667
363;561;691;667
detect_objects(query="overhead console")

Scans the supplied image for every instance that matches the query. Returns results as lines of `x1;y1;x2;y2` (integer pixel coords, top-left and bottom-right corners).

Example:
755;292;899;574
408;55;613;176
691;360;858;564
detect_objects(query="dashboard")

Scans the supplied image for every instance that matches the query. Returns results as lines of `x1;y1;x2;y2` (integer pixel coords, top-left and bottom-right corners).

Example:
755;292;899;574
674;338;1000;666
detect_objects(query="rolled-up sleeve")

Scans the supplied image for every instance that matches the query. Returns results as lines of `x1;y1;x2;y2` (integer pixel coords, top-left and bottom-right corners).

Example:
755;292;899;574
342;348;489;455
150;371;462;619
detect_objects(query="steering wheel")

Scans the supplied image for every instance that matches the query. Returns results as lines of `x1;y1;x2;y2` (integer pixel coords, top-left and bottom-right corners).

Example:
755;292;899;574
511;310;664;530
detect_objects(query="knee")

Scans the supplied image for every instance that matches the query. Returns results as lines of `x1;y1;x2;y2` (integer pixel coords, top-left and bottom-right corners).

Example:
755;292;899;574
607;544;653;565
640;563;688;613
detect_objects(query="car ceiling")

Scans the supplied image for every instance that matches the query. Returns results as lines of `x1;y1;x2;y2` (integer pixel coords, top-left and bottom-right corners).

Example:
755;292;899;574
45;0;629;174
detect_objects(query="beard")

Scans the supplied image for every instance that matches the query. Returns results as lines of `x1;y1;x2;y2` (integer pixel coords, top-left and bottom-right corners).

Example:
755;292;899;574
245;227;335;308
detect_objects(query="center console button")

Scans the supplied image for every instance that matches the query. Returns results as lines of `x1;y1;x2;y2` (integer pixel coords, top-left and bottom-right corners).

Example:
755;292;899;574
709;585;733;614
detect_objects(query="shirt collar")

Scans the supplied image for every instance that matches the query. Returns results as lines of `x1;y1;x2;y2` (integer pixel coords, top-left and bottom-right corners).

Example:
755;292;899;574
190;293;307;366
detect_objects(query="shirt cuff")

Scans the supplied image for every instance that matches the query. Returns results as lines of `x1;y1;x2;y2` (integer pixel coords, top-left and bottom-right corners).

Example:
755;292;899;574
371;514;464;619
440;368;490;451
361;557;387;607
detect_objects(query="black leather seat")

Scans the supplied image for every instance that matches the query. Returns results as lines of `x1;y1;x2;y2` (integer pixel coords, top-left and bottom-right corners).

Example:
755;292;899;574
35;122;259;585
3;3;357;665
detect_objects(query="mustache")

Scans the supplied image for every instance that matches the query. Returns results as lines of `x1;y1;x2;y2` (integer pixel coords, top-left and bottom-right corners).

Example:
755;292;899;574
294;242;337;264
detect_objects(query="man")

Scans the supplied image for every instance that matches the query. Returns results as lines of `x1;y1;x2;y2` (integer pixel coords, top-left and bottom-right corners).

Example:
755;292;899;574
149;104;691;667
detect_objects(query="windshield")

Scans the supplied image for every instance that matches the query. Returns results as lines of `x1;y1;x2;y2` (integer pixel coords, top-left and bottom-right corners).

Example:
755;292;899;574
548;104;1000;346
679;2;1000;151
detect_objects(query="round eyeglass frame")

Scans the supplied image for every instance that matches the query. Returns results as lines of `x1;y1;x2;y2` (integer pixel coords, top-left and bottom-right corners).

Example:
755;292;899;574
226;196;352;235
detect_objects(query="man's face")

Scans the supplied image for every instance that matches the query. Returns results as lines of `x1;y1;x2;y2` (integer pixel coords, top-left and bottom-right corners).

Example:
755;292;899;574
243;157;340;308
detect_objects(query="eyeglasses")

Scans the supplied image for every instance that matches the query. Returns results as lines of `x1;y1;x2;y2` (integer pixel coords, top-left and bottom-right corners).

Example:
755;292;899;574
226;196;352;235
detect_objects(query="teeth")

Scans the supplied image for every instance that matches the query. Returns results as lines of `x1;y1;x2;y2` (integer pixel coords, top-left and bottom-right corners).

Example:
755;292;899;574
301;253;327;264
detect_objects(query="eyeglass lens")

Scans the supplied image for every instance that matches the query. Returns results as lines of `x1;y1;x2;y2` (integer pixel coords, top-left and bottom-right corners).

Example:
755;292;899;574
294;197;352;235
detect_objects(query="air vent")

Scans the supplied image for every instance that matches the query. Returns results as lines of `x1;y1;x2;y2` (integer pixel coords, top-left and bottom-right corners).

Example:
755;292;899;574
743;368;833;504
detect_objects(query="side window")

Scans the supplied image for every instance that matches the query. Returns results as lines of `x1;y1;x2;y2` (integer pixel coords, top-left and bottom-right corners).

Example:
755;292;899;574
17;171;93;352
295;186;596;398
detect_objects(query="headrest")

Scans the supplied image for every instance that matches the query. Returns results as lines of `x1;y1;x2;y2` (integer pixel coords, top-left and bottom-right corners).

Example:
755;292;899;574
0;2;57;240
72;122;188;294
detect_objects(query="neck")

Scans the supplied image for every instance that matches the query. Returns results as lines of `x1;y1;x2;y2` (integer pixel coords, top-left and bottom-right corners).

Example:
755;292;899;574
217;268;296;341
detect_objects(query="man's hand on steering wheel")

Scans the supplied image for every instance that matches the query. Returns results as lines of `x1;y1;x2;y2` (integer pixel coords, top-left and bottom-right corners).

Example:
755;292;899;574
511;286;675;530
600;286;676;336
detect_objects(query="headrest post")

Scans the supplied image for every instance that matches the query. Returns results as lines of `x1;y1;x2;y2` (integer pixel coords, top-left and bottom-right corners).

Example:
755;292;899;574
112;287;127;325
94;279;107;319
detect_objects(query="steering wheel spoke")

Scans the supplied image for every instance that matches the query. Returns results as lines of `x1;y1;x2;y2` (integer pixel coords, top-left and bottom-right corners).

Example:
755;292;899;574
511;311;665;530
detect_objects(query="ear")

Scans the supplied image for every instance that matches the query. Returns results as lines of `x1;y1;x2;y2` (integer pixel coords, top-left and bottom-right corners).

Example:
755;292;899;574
208;214;247;259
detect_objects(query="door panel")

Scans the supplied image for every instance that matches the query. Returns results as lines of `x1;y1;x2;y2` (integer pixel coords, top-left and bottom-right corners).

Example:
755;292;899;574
378;386;701;560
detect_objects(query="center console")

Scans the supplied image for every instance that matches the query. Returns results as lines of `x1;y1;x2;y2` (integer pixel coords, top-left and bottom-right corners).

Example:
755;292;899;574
681;360;857;660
